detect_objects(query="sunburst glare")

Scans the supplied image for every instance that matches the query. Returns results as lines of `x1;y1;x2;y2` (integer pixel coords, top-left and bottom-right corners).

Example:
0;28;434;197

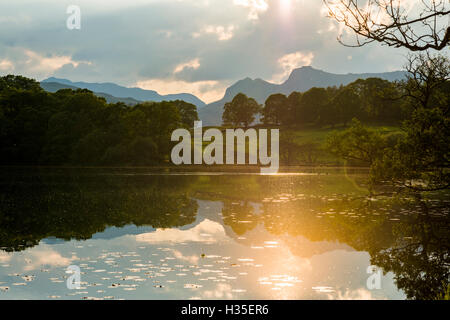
278;0;293;25
280;0;292;12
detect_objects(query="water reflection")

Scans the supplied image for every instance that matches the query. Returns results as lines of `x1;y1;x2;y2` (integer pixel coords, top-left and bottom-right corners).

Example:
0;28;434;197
0;168;448;300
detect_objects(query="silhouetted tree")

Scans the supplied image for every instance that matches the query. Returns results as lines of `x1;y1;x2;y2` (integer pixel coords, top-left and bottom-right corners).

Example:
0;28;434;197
298;87;330;125
0;75;198;166
222;93;261;128
262;93;289;125
324;0;450;51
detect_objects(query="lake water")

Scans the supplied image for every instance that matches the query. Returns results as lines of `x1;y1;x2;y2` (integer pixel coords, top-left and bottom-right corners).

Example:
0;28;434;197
0;168;448;300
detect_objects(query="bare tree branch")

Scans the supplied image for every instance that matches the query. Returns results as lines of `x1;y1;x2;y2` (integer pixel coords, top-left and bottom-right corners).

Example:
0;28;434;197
323;0;450;51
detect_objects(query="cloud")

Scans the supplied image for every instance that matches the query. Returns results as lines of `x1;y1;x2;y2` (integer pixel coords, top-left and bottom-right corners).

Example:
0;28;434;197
202;283;234;299
174;58;201;74
234;0;269;20
0;47;92;79
194;25;236;41
0;14;32;25
0;59;14;72
0;0;408;102
135;219;228;244
170;249;200;265
272;51;314;83
22;247;77;271
136;78;228;103
0;251;12;263
22;49;91;74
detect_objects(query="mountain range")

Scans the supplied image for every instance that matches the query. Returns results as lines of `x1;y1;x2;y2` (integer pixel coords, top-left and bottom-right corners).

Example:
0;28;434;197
41;66;407;126
40;81;143;106
199;66;407;126
40;77;206;108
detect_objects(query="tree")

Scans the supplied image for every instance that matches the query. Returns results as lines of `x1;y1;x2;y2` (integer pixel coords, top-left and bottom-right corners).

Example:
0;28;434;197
330;86;363;126
172;100;199;128
0;75;41;92
297;87;330;125
369;203;450;300
70;129;111;165
324;0;450;51
348;78;403;123
323;1;449;299
0;75;51;164
279;132;301;165
262;93;289;125
0;75;199;166
327;118;389;166
287;91;303;124
371;54;450;191
222;93;261;128
401;52;450;109
328;53;450;192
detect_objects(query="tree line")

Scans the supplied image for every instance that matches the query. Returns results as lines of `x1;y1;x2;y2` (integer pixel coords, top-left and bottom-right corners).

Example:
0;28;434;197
223;77;407;128
0;75;199;166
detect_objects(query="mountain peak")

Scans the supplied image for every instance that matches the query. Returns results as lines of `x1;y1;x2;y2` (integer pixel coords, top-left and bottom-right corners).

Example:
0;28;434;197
235;77;254;84
288;65;323;75
292;65;320;72
43;77;73;85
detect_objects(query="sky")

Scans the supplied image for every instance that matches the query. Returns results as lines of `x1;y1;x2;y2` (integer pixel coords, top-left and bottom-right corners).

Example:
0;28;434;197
0;0;418;103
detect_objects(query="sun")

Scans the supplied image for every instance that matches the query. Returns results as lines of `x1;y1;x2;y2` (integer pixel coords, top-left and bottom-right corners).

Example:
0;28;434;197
280;0;292;15
280;0;292;9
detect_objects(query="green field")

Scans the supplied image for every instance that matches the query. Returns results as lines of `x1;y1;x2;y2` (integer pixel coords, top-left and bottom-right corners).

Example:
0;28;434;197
200;124;402;166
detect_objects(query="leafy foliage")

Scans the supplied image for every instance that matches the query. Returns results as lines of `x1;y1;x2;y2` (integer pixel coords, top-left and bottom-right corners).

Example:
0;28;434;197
327;118;390;165
328;53;450;192
0;75;199;166
222;93;261;127
262;93;289;125
257;78;405;128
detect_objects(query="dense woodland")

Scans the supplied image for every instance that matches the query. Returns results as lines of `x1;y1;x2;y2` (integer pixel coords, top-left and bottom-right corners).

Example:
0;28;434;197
0;75;198;166
224;77;407;128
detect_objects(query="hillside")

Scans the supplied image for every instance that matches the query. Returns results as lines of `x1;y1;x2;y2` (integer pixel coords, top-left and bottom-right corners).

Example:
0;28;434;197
41;77;206;109
40;82;142;105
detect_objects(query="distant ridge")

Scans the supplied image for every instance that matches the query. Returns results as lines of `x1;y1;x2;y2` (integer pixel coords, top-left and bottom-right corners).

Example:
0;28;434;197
40;82;142;105
41;77;206;108
199;66;407;126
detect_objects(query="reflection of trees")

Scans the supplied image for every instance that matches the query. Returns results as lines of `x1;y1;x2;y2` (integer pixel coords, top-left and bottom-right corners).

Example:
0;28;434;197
221;201;258;236
368;197;449;300
0;170;198;252
218;189;449;300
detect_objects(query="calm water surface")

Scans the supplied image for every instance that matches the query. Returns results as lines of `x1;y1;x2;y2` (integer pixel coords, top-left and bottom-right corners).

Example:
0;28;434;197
0;168;448;300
